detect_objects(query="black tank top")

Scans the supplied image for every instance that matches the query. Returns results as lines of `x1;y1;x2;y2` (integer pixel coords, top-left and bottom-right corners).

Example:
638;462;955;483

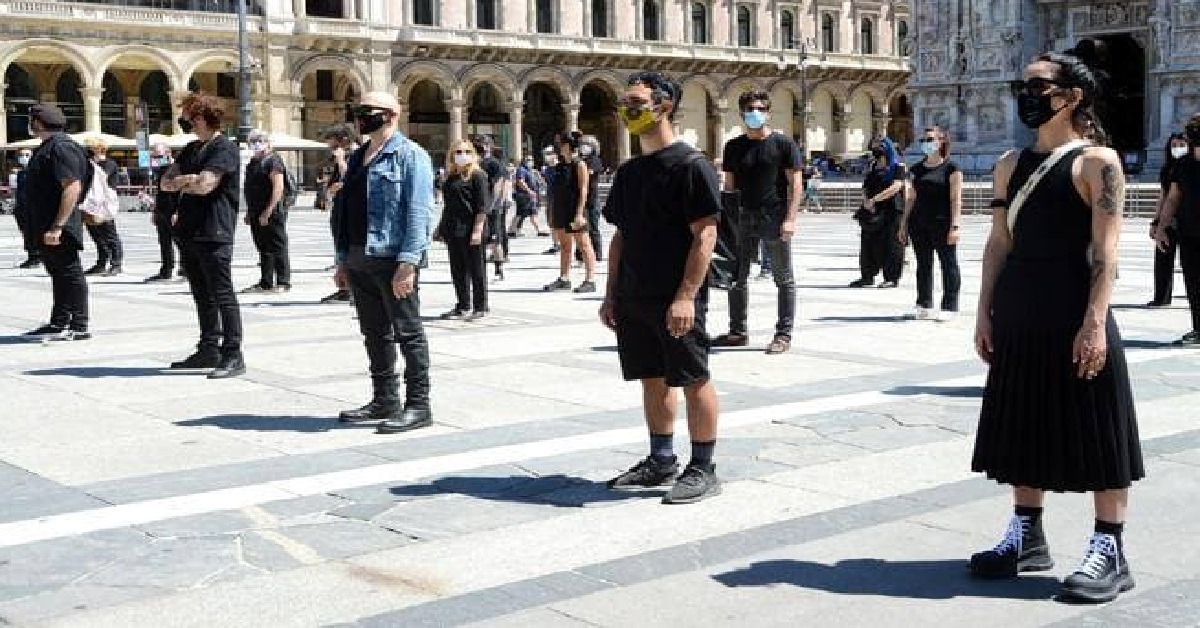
1005;147;1091;264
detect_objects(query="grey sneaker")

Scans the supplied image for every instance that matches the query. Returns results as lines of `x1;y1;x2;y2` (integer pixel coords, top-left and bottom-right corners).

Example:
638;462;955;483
573;280;597;293
607;456;679;489
543;278;572;292
663;464;722;504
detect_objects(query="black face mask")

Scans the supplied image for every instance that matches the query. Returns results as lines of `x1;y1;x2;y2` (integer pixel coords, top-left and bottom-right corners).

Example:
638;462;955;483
356;112;389;135
177;117;194;133
1016;92;1064;130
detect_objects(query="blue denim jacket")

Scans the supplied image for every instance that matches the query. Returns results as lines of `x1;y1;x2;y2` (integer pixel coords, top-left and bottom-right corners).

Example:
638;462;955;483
335;132;434;265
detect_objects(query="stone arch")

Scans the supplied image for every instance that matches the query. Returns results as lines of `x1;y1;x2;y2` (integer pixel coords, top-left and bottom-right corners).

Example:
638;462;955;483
0;39;97;87
457;63;517;101
180;50;241;86
519;66;573;103
572;69;623;98
393;59;457;99
765;77;803;104
847;82;887;112
290;53;368;96
808;79;850;103
94;45;183;91
721;77;765;103
677;73;722;102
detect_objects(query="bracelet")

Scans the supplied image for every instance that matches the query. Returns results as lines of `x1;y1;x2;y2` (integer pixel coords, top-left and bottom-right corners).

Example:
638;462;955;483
950;225;961;231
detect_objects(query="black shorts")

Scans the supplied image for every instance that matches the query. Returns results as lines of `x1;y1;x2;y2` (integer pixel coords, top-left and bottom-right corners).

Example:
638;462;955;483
616;297;710;387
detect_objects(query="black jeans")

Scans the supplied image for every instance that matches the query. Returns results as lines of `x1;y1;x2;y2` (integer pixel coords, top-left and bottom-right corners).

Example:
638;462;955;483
249;212;292;288
346;248;431;407
41;243;89;330
587;202;604;260
85;221;123;267
181;240;243;355
1153;226;1179;304
446;235;487;311
728;219;796;338
859;218;904;284
910;226;961;311
14;208;39;259
1179;235;1200;333
153;214;180;274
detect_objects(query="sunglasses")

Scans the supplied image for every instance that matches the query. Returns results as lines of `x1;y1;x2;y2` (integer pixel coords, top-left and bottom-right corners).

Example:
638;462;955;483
744;106;769;112
346;105;390;120
918;138;937;144
453;149;473;155
1009;77;1062;97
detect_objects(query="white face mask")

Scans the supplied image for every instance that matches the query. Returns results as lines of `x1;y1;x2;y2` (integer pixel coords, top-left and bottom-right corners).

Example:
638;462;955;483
17;155;30;167
251;142;267;154
453;153;473;167
579;145;594;156
1171;146;1189;159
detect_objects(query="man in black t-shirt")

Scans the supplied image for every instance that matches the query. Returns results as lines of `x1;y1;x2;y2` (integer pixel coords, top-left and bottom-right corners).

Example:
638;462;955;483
1156;114;1200;345
21;103;93;341
241;131;292;293
601;71;723;505
161;93;246;378
714;91;803;355
145;143;183;282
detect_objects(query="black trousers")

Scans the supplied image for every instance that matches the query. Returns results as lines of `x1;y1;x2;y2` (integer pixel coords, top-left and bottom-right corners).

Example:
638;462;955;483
346;248;431;407
153;214;181;274
181;240;243;355
249;212;291;288
14;208;39;259
910;226;962;311
1153;227;1179;305
586;202;604;260
1179;235;1200;333
85;221;123;267
728;220;796;338
446;235;488;311
859;218;904;284
41;243;89;330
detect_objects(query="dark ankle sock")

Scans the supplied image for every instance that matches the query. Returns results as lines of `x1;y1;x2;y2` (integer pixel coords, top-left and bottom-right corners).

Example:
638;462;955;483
1014;505;1044;523
1095;519;1125;551
690;440;716;468
649;433;675;463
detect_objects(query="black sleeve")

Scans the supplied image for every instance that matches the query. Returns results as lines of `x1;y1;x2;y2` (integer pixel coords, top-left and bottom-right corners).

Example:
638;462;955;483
721;138;739;172
52;144;88;185
775;134;802;170
101;159;119;187
601;168;624;228
684;158;723;224
946;160;961;176
202;139;240;176
266;154;286;175
1171;162;1186;185
470;170;490;216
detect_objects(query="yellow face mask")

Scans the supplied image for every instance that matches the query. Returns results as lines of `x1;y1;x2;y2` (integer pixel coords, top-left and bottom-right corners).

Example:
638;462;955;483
619;105;657;135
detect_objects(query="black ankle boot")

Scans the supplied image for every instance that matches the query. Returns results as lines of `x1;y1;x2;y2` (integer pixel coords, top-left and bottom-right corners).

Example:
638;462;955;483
1060;533;1135;603
376;403;432;434
208;352;246;379
339;377;399;423
969;514;1054;578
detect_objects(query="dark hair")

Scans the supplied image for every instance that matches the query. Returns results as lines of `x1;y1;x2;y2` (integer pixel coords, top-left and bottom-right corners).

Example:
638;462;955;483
558;130;583;150
738;90;771;112
1165;132;1188;165
1036;50;1108;146
626;71;681;121
924;126;950;159
180;92;225;128
1187;114;1200;145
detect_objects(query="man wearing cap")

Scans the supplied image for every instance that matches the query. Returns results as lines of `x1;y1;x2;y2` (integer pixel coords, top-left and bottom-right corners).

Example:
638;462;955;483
331;91;435;434
21;103;93;341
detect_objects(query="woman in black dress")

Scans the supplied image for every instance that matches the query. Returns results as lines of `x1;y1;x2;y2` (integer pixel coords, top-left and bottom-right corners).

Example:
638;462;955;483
1147;133;1189;306
436;139;490;320
969;52;1142;604
899;125;963;320
542;131;598;293
851;137;905;288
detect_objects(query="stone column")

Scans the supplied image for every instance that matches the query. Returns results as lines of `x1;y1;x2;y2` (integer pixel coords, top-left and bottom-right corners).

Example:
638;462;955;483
80;86;103;134
396;100;410;135
564;102;581;132
293;0;304;18
509;100;524;160
169;89;192;133
616;114;631;162
447;98;465;143
0;84;7;147
126;96;141;138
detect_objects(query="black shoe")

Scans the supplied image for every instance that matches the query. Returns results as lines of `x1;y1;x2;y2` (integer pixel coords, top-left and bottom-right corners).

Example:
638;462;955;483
663;464;722;504
17;258;41;269
1176;330;1200;346
45;328;92;342
170;351;221;369
208;354;246;379
467;310;489;321
968;515;1054;579
145;272;173;283
84;264;107;276
1059;534;1135;603
848;278;873;288
338;399;398;423
1145;300;1170;307
240;284;273;294
607;455;680;489
544;278;572;292
440;308;468;321
24;324;64;337
573;280;596;293
711;333;749;347
878;280;898;289
376;404;433;434
543;247;559;255
321;290;351;304
102;265;123;277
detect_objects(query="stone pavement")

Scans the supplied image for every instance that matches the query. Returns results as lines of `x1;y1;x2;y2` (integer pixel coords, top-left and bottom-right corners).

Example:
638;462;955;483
0;210;1198;627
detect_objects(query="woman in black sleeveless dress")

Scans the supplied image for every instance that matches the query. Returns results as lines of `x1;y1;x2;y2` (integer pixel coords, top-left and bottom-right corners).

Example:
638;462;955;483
968;52;1142;604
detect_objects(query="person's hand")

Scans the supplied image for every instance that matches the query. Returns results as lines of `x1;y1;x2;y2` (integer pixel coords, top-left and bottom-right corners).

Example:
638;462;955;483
243;214;252;226
392;264;416;299
1154;225;1171;253
780;218;797;240
599;298;618;331
333;264;348;290
332;147;346;161
974;314;994;364
897;222;909;245
574;213;587;229
469;230;483;246
863;199;876;212
666;298;695;338
1072;322;1107;380
42;228;62;247
1149;223;1159;240
947;227;961;246
258;214;270;227
171;214;178;227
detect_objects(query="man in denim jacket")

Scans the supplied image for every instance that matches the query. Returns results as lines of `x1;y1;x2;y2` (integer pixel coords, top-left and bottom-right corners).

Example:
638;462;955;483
332;92;436;434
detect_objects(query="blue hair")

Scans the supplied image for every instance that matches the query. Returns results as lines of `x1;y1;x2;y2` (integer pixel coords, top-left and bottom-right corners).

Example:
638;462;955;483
875;136;901;183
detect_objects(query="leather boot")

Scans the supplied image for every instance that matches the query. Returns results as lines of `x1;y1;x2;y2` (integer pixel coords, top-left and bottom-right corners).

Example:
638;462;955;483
339;376;399;423
376;404;432;434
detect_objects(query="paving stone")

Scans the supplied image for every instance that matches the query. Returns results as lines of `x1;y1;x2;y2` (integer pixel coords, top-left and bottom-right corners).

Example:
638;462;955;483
825;424;961;452
264;520;413;560
0;529;150;600
137;511;261;539
0;583;169;625
372;496;557;540
257;493;350;520
82;536;243;589
0;462;108;524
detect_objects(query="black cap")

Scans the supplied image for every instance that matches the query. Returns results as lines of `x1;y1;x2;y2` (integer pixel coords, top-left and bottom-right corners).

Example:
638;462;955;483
29;103;66;129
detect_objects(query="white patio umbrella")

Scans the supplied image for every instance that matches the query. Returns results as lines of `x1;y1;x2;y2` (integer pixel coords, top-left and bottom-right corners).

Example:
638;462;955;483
69;132;136;149
265;132;327;150
148;133;198;149
4;137;41;149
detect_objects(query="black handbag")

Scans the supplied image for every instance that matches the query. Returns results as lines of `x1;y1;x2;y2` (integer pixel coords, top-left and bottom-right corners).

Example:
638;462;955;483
853;205;886;231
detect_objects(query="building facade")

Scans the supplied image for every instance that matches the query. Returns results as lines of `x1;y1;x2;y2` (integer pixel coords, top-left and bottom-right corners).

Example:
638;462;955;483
1;0;910;167
908;0;1199;173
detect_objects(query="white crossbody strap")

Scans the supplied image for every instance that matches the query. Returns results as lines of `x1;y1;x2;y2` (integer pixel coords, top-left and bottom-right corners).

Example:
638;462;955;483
1006;140;1090;234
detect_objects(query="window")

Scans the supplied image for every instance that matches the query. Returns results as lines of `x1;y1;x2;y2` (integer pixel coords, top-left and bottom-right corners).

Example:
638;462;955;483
691;2;708;44
861;17;874;54
781;10;795;50
412;0;434;25
592;0;608;37
96;0;262;12
305;0;343;18
897;20;910;55
643;0;660;41
536;0;556;34
736;5;751;47
217;73;237;98
476;0;496;29
315;70;335;101
821;13;835;52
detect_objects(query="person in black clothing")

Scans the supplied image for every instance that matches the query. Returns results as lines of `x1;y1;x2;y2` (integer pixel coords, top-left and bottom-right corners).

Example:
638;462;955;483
1147;133;1189;307
161;92;246;379
1156;114;1200;345
579;134;605;262
320;124;358;303
712;90;803;355
898;125;963;321
600;71;723;505
11;149;40;269
543;131;598;293
471;136;508;279
852;137;906;288
436;139;491;320
970;52;1141;604
145;143;183;282
21;103;92;341
82;140;125;277
241;131;292;294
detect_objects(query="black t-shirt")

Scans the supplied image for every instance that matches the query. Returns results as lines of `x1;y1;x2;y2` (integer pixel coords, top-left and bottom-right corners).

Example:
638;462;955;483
584;154;602;209
1171;156;1200;238
341;154;370;247
551;160;583;217
603;141;723;302
152;163;177;217
174;134;240;243
440;169;490;238
909;159;959;226
863;163;907;216
480;156;504;189
244;153;285;216
25;132;91;249
721;132;801;220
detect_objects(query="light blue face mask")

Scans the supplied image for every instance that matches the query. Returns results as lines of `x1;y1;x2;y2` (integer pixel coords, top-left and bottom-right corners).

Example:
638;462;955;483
920;141;939;156
743;110;768;130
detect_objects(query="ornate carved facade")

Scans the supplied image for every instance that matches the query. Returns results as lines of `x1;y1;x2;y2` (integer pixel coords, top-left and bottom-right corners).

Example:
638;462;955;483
908;0;1200;173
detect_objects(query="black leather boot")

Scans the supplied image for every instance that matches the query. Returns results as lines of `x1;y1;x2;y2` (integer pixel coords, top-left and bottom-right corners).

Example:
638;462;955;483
376;404;432;434
208;352;246;379
339;376;399;423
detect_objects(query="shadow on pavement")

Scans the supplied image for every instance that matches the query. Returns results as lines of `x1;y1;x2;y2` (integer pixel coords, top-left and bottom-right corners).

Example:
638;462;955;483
176;414;354;433
23;366;193;378
1120;339;1178;350
712;559;1061;600
0;336;43;345
884;385;983;398
815;315;909;323
390;474;657;508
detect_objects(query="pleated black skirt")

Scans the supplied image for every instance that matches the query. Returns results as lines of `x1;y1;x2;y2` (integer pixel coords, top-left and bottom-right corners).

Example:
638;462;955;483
972;259;1144;492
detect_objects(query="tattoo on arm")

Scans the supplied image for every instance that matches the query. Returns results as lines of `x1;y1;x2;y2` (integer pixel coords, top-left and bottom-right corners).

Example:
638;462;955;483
1090;257;1113;289
1098;163;1120;216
